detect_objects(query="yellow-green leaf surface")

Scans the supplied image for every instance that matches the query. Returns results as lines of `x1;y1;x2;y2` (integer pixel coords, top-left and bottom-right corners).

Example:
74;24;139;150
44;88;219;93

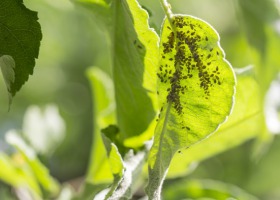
168;67;261;177
101;133;124;199
163;179;258;200
5;131;60;197
0;0;42;99
111;0;159;147
0;152;41;198
86;67;115;184
147;15;236;199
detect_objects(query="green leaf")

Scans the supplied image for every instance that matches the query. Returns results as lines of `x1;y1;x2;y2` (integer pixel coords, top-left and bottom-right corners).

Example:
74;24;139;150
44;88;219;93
101;133;150;200
237;0;278;57
237;0;280;154
162;179;259;200
86;67;115;184
0;55;15;102
111;0;159;147
72;183;109;200
0;0;42;99
71;0;111;26
102;133;124;199
146;15;236;199
5;131;60;197
0;152;41;198
168;67;261;177
73;0;159;147
107;149;148;200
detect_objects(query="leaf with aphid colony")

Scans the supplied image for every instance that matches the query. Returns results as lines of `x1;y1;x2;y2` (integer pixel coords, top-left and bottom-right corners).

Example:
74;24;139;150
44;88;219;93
147;14;236;199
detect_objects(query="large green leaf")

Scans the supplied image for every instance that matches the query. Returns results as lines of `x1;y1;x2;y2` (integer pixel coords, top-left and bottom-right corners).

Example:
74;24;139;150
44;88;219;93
168;67;261;177
146;15;236;199
73;0;159;147
0;0;42;100
111;0;159;147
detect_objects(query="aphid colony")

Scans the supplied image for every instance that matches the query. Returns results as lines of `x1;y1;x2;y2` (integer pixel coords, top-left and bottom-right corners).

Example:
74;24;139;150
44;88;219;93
157;16;223;117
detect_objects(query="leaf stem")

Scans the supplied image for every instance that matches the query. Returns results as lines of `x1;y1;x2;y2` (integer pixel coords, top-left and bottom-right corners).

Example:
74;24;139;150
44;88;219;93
159;0;180;72
159;0;174;24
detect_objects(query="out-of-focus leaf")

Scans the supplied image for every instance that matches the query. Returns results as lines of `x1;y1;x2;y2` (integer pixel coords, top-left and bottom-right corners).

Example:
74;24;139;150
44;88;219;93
56;185;74;200
237;0;278;57
168;67;261;177
0;184;17;200
0;152;41;198
146;15;235;199
72;183;109;200
0;0;42;100
237;0;280;155
163;179;259;200
265;75;280;134
71;0;111;27
86;67;115;184
22;105;65;156
5;131;60;197
111;0;159;147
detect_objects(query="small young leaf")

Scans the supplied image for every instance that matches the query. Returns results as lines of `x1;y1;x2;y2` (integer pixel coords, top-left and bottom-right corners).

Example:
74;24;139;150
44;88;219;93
106;149;149;200
147;15;236;199
101;133;150;200
102;136;124;200
0;0;42;99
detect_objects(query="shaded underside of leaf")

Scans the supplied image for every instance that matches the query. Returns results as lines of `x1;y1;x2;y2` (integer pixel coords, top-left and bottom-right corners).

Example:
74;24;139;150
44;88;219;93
146;15;236;199
111;0;159;147
0;0;42;97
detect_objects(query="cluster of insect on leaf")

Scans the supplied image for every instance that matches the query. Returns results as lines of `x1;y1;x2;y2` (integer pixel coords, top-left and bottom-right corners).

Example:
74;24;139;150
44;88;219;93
158;16;223;119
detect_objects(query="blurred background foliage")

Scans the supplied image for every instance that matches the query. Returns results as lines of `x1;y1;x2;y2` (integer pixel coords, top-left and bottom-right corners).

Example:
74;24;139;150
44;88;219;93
0;0;280;199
